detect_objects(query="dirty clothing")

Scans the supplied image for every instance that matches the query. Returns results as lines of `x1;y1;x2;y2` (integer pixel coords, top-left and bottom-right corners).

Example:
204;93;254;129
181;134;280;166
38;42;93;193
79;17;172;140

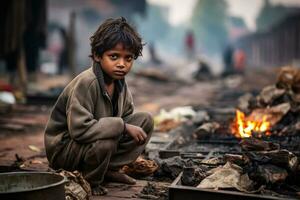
45;62;154;186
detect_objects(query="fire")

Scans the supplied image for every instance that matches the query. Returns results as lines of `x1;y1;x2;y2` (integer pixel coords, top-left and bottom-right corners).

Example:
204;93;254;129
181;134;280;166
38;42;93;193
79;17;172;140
231;110;271;138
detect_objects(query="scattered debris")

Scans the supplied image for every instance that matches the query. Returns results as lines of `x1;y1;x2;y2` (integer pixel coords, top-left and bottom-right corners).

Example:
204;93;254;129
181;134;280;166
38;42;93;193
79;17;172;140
224;154;249;166
237;93;253;112
28;145;41;153
192;110;210;125
255;164;288;184
193;122;220;139
155;119;181;132
181;166;207;186
122;156;159;177
257;85;285;105
30;159;44;164
240;138;280;151
197;162;254;192
248;102;291;127
138;182;168;200
14;154;25;167
155;107;196;125
249;149;298;171
201;157;225;166
58;170;92;200
154;106;197;133
154;156;188;179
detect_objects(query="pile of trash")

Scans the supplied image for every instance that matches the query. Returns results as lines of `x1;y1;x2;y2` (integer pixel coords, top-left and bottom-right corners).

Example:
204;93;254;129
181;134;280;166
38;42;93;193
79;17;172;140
176;137;300;198
154;106;210;132
237;66;300;137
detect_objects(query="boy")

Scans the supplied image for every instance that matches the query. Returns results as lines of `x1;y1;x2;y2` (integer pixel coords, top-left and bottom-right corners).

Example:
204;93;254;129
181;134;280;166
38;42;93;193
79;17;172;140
44;17;154;195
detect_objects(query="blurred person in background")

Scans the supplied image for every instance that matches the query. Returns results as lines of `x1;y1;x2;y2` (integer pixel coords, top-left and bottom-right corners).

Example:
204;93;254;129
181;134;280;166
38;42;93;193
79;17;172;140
222;44;234;76
234;48;246;74
185;30;195;60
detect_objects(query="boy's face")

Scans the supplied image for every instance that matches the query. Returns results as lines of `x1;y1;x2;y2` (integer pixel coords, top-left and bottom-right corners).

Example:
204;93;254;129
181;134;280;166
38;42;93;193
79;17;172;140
95;43;134;80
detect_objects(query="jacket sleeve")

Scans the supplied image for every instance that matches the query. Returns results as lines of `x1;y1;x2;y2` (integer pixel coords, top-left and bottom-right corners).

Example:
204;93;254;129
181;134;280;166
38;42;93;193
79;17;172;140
122;84;134;120
66;80;124;143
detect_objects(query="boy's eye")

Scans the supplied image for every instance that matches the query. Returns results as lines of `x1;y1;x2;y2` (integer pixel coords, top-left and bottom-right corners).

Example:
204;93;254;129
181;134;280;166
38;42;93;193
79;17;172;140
126;56;133;62
109;54;118;60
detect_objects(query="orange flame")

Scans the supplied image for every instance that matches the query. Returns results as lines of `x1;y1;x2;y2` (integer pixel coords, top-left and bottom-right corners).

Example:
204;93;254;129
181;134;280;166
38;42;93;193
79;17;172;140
231;110;271;138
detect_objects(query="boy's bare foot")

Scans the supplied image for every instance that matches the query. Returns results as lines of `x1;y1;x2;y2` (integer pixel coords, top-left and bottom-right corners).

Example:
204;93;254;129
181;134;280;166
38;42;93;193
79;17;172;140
92;185;108;196
105;170;136;185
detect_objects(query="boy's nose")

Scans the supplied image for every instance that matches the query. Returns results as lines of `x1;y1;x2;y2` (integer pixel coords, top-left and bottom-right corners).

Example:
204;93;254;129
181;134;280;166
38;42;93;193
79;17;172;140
117;60;125;69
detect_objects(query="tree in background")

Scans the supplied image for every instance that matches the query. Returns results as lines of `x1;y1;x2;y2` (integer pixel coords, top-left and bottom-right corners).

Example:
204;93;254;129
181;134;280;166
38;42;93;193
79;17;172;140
190;0;229;55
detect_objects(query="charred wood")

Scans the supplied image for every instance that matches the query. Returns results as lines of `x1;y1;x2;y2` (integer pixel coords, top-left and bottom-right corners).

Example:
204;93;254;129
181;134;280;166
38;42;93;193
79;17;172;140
255;150;298;171
257;85;285;105
240;138;280;151
224;154;250;166
181;166;207;186
254;164;288;184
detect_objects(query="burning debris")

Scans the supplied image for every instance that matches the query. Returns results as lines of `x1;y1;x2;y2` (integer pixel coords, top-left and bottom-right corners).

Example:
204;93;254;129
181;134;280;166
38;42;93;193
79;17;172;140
232;109;271;138
165;67;300;199
169;137;300;198
235;66;300;138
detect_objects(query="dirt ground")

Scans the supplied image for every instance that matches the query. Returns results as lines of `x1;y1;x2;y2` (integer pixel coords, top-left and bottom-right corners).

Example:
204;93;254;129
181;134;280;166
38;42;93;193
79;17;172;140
0;66;278;199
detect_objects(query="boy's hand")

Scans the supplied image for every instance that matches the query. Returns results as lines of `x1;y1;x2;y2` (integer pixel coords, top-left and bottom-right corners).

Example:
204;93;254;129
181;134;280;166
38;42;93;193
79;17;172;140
125;123;147;145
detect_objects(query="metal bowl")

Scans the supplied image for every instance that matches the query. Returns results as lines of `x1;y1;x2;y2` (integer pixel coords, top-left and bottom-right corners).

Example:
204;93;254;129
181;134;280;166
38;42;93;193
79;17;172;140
0;172;66;200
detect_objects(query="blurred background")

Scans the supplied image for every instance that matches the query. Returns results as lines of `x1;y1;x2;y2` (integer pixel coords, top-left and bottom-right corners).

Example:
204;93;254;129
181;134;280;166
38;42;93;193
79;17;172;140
0;0;299;119
1;0;300;94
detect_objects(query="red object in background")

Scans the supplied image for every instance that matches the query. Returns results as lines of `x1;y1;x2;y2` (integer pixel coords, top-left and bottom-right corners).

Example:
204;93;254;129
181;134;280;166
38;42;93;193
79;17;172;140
0;80;13;92
234;49;246;72
186;32;195;51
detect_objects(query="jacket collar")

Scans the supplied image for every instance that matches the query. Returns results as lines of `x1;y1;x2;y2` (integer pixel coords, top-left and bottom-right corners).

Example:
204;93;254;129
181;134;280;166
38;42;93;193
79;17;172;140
92;62;125;96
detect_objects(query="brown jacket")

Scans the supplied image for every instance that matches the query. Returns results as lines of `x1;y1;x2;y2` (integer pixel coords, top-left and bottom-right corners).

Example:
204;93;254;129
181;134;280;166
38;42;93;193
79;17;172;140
44;63;134;163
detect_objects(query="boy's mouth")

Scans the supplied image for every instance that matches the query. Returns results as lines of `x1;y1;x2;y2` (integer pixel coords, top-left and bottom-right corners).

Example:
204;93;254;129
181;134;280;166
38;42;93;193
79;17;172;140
114;70;126;76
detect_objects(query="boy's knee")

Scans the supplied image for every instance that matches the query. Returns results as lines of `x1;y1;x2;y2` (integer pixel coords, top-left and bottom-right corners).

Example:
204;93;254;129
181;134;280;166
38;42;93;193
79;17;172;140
93;139;118;154
135;112;154;134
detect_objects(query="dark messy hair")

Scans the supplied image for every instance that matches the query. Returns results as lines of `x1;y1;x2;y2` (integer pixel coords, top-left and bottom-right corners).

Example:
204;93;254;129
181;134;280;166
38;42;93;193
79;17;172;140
90;17;143;60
